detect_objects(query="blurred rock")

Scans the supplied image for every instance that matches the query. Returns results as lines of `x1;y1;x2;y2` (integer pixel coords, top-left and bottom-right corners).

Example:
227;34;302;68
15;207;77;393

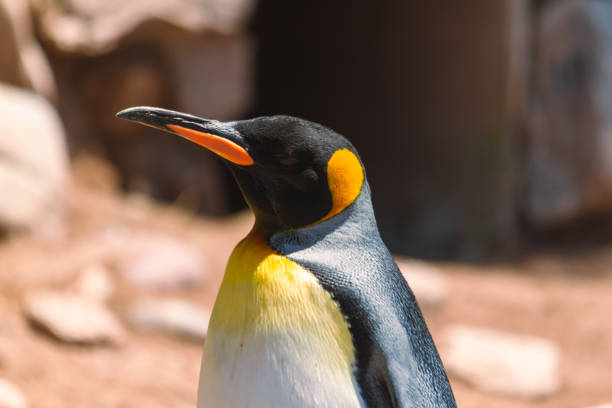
117;235;207;291
72;264;115;303
0;84;69;234
24;291;124;345
31;0;254;216
126;298;210;341
441;324;561;399
0;0;56;99
33;0;254;54
525;0;612;227
89;36;247;214
0;378;27;408
395;258;448;307
169;34;252;121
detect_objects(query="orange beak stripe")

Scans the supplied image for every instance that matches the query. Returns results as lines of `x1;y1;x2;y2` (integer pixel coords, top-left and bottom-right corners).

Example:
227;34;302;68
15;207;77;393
167;124;254;166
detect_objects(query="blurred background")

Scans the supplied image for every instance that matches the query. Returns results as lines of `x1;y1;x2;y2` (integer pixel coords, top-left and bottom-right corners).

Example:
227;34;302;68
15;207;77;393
1;0;612;407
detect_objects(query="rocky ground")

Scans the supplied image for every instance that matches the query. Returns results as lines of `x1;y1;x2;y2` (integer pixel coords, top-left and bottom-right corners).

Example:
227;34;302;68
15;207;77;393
0;159;611;408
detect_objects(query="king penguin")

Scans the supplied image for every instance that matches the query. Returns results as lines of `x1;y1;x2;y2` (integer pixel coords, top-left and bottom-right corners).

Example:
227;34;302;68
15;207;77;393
117;107;456;408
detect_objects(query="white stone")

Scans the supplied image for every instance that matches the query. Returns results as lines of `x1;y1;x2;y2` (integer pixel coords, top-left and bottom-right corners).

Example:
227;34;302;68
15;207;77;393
0;378;27;408
24;291;124;345
126;298;210;341
72;263;115;303
0;84;68;233
441;324;561;398
395;258;449;306
117;235;207;291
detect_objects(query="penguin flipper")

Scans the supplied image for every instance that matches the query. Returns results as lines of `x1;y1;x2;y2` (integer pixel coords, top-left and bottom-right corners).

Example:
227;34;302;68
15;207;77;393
348;262;456;407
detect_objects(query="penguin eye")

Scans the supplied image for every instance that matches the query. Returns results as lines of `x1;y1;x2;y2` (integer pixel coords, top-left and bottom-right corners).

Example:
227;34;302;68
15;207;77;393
285;168;320;192
275;154;298;167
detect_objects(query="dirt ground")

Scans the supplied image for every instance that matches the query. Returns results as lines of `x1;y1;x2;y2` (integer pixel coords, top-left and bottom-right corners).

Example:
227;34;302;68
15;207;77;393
1;161;611;408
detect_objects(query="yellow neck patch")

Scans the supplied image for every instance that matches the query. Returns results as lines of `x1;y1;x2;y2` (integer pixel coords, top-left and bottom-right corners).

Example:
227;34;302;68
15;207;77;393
204;230;355;376
322;149;364;222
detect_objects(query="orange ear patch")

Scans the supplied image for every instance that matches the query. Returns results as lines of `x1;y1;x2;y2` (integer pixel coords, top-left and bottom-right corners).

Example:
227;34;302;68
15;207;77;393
322;149;364;221
167;124;254;166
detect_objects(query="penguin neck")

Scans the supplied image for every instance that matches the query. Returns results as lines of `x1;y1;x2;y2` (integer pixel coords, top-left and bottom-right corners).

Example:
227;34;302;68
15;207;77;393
204;220;358;376
208;182;377;336
270;182;380;250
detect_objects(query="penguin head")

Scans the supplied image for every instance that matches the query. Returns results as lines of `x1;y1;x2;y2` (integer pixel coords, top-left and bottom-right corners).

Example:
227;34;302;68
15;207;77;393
117;107;365;232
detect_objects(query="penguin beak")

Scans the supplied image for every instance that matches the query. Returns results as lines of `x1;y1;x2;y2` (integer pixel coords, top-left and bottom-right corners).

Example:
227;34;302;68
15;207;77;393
116;106;254;166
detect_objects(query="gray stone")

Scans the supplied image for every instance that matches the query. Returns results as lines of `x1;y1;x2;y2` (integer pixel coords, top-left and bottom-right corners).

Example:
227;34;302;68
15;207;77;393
0;378;27;408
525;0;612;227
117;235;207;291
0;84;68;233
441;324;561;398
126;298;210;341
395;258;449;307
72;263;115;303
24;291;124;345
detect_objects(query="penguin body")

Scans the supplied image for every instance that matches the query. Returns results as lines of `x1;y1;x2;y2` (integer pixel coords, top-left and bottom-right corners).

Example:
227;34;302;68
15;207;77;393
271;182;453;407
116;108;456;407
198;230;363;407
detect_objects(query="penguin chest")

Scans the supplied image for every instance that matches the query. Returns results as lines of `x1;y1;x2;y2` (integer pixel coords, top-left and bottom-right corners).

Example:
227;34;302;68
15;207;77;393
197;232;362;408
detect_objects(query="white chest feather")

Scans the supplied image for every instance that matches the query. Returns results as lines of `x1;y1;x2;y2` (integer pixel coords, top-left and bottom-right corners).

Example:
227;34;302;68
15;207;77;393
197;231;362;408
198;328;362;408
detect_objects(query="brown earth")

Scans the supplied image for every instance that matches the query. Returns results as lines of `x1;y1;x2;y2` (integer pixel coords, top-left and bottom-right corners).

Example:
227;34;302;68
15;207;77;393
0;158;611;408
